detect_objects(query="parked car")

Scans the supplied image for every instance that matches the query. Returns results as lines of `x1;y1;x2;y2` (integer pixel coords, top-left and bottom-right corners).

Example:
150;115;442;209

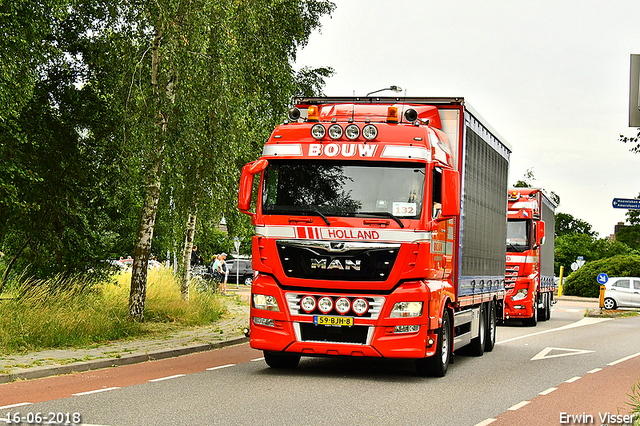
225;258;254;285
603;277;640;309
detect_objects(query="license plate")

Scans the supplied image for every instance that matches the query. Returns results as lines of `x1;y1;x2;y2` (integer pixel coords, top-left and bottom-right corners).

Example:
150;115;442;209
314;316;354;326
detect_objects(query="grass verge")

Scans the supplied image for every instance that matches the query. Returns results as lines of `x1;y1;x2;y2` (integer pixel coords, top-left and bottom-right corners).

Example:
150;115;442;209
0;269;226;355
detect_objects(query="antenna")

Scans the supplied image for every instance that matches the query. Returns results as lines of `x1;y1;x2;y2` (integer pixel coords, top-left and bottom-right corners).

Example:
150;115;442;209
399;88;407;123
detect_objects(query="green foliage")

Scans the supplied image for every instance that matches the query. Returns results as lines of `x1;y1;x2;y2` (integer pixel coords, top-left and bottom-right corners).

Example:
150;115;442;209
562;254;640;297
555;233;636;277
0;0;336;293
556;212;597;238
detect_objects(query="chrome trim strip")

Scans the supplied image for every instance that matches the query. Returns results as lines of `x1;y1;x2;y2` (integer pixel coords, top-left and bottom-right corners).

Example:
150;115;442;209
276;239;401;253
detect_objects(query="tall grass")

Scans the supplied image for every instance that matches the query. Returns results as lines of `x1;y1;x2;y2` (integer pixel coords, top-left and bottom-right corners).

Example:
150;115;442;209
0;269;226;354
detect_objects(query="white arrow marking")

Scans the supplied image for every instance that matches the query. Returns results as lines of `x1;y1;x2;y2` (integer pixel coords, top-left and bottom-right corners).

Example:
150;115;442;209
531;347;594;361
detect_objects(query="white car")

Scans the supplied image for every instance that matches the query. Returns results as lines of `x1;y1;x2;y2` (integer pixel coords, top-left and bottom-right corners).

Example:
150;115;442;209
603;277;640;309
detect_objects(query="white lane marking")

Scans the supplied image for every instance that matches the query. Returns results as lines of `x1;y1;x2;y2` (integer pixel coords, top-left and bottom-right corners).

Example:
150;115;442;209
565;376;581;383
497;317;612;345
508;400;530;411
251;357;265;362
539;387;557;395
148;374;186;382
206;364;235;371
530;347;594;361
473;419;496;426
607;351;640;366
73;387;120;396
587;368;602;373
0;402;32;409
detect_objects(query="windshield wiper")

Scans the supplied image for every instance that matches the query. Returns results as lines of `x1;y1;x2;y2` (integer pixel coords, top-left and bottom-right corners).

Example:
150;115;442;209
267;208;330;226
356;211;405;228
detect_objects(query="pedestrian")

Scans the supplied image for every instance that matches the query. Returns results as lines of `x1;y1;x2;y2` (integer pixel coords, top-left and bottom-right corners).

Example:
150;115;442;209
191;245;202;267
212;253;228;294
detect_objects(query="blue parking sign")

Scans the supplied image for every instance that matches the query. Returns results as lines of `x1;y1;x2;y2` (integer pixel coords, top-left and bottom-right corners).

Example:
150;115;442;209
597;273;609;284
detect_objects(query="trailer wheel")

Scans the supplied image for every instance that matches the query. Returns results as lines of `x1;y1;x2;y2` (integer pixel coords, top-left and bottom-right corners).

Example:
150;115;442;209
484;301;497;352
468;303;485;356
416;310;451;377
263;351;301;369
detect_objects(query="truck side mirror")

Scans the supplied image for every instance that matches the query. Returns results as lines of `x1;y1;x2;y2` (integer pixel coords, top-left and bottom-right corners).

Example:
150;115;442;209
238;159;268;214
537;220;546;246
440;168;460;218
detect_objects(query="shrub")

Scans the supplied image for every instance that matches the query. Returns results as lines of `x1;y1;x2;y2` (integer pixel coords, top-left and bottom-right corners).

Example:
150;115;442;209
563;254;640;297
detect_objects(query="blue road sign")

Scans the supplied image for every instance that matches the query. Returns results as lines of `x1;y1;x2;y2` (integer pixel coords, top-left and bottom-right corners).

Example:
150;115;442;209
612;198;640;209
597;273;609;284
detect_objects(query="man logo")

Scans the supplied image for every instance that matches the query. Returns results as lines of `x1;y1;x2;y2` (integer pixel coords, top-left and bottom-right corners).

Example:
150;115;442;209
311;258;361;271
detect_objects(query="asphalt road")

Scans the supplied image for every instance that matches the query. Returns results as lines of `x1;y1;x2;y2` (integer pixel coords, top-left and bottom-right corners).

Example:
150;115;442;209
1;300;638;426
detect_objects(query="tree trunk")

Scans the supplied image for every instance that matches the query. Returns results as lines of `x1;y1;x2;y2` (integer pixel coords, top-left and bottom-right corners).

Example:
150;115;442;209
128;151;163;321
180;208;198;301
128;26;166;322
0;237;31;294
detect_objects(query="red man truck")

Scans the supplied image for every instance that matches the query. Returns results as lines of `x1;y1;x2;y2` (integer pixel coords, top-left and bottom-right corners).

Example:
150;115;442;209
504;188;556;326
238;96;511;376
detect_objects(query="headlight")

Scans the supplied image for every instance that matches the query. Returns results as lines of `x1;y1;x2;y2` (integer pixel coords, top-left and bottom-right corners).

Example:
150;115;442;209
318;296;333;313
512;289;528;301
253;294;280;311
335;297;351;314
352;298;369;315
390;301;423;318
362;124;378;140
328;124;343;140
300;295;316;313
345;124;360;140
311;124;325;139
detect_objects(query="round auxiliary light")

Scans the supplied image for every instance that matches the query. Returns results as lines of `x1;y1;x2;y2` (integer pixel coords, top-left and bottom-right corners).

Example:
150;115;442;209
328;124;343;140
311;124;325;139
404;108;418;123
345;124;360;140
362;124;378;141
300;295;316;313
288;107;301;121
335;297;351;314
352;298;369;315
317;296;333;314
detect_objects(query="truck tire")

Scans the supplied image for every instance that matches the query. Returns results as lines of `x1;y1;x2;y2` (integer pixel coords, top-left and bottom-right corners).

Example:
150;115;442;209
484;301;497;352
468;303;485;356
263;351;301;369
543;293;551;321
416;310;451;377
523;297;538;327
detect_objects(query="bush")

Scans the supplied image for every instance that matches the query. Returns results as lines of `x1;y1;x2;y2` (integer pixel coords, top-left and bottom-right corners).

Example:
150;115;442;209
563;254;640;297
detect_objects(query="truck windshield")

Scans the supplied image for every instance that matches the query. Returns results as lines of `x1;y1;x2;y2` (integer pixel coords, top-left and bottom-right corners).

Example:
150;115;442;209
262;160;425;220
506;219;530;252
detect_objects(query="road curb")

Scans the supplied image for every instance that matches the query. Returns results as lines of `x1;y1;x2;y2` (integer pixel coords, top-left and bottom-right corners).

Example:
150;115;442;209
0;336;249;385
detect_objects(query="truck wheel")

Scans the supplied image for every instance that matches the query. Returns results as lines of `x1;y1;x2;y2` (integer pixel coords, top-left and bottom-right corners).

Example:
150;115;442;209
484;301;497;352
524;298;538;327
263;351;301;369
468;303;485;356
544;293;551;321
416;310;451;377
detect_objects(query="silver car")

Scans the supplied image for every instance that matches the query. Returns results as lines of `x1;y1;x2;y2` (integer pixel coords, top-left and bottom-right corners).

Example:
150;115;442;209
603;277;640;309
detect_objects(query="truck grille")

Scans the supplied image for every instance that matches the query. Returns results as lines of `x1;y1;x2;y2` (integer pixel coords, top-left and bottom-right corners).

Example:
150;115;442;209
276;239;400;281
505;265;519;288
286;293;385;319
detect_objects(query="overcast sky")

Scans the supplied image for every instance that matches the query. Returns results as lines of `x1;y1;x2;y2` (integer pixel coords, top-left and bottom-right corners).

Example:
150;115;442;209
294;0;640;237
